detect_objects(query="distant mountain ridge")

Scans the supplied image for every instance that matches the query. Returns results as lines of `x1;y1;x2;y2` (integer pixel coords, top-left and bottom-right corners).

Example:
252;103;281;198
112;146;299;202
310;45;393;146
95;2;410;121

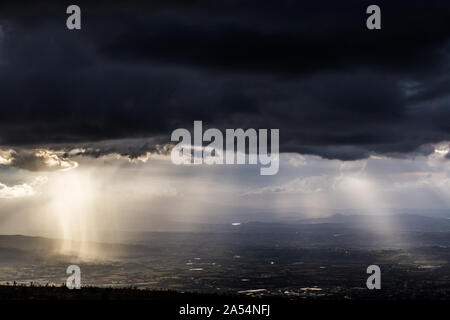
296;214;450;232
125;213;450;235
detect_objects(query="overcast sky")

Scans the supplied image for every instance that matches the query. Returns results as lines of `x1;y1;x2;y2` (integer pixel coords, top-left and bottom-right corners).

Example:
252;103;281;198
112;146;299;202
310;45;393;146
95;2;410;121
0;1;449;239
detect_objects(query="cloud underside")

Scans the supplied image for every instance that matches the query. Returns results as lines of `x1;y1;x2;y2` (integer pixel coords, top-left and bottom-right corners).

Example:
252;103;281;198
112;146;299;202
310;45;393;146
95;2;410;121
0;1;449;160
0;149;78;171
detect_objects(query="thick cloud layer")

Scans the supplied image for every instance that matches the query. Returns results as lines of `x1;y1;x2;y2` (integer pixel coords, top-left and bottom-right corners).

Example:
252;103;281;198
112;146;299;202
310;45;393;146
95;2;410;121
0;148;78;171
0;1;449;160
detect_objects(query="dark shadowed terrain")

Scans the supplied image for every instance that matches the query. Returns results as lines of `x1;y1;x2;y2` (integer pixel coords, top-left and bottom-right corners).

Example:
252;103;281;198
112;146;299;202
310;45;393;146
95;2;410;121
0;214;449;300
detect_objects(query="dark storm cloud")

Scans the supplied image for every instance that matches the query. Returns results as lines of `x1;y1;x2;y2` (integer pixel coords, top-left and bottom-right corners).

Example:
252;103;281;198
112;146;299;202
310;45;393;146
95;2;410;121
0;0;449;160
57;137;172;160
